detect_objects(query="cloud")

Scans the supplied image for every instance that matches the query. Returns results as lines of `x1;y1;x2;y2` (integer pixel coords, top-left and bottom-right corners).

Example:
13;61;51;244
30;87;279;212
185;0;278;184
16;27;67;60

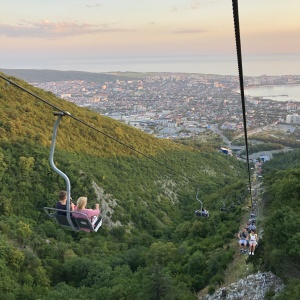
86;3;101;8
172;29;207;34
0;20;131;39
190;0;219;10
190;0;205;9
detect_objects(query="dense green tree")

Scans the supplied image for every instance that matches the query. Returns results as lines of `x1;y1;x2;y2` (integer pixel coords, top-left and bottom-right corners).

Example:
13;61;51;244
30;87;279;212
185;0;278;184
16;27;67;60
258;151;300;297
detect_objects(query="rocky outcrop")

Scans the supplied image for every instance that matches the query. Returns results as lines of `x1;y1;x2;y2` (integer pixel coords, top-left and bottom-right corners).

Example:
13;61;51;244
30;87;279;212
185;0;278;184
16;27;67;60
92;181;121;228
199;271;284;300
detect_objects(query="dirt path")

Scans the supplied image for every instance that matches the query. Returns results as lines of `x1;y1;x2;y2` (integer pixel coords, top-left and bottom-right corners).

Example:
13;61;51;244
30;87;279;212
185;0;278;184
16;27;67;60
222;180;264;284
197;179;264;298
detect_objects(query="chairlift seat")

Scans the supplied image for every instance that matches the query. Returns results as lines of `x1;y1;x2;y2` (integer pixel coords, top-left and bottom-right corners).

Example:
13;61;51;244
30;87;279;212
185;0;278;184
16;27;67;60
195;210;209;217
55;214;79;228
73;215;103;232
44;207;102;232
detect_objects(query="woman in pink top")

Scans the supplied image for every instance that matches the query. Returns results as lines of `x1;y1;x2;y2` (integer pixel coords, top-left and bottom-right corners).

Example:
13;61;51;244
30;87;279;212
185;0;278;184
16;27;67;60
73;197;100;232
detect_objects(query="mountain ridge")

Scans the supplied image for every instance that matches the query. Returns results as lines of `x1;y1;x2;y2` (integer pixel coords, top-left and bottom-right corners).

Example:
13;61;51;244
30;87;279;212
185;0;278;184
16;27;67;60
0;68;144;83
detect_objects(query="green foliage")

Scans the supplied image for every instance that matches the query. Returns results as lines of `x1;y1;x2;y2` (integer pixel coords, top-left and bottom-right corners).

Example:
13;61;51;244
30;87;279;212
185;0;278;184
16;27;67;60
220;129;238;140
174;132;222;150
250;133;300;148
276;278;300;300
240;142;284;155
262;149;300;174
208;285;216;295
258;150;300;296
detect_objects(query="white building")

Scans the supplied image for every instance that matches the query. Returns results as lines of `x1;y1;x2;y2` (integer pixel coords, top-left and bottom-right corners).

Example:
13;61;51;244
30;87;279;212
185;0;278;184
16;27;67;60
286;114;300;124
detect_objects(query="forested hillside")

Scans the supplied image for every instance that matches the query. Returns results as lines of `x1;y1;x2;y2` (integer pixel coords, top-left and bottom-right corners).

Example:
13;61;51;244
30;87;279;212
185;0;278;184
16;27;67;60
0;69;142;83
258;150;300;299
0;72;257;299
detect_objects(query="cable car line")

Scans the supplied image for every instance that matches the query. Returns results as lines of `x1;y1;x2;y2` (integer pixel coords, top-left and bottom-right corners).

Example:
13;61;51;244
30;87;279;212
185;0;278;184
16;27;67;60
0;73;200;185
232;0;253;206
0;74;64;112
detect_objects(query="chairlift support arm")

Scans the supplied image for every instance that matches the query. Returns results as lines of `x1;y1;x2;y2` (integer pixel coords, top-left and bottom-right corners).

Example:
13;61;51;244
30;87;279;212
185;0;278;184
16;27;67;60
196;188;203;211
49;111;76;230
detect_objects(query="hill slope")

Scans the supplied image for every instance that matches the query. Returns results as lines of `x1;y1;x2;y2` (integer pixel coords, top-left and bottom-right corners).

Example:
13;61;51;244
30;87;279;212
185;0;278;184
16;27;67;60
0;69;142;83
0;72;252;299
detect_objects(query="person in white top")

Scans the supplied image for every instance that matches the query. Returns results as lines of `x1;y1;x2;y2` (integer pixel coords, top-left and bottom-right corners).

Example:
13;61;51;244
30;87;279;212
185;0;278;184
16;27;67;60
249;229;258;255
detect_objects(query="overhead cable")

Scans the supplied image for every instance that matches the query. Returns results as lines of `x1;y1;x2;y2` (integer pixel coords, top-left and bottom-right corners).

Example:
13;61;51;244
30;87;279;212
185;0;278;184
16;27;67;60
232;0;253;205
0;73;199;185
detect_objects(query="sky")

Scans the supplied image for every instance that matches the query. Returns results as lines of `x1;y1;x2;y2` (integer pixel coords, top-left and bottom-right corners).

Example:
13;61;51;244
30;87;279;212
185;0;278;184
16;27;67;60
1;0;300;74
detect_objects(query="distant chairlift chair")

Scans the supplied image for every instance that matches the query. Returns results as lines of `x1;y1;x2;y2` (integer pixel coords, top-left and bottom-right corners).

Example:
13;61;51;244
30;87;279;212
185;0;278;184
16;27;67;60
249;205;257;223
220;200;229;212
249;213;257;224
195;188;209;217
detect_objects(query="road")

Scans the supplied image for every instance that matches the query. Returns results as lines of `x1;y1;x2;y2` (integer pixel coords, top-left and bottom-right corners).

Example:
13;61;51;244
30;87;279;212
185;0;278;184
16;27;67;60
209;124;294;161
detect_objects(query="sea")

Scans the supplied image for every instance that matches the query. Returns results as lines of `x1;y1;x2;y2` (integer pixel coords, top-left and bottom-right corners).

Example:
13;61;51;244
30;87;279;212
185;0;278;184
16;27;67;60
245;85;300;102
5;53;300;77
3;53;300;102
51;53;300;103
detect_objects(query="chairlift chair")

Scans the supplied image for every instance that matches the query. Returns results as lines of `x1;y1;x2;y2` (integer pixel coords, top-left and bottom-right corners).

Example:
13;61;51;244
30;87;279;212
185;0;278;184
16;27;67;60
249;205;257;223
249;212;257;224
195;188;209;217
220;200;229;212
230;201;236;210
43;112;103;232
44;207;103;232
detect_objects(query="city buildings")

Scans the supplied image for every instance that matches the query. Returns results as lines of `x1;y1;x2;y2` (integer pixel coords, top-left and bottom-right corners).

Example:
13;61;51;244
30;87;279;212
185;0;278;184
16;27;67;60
32;73;300;139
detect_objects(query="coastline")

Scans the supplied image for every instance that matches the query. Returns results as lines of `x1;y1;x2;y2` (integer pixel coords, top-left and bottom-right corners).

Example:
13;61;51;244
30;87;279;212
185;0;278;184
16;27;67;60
245;83;300;88
244;84;300;102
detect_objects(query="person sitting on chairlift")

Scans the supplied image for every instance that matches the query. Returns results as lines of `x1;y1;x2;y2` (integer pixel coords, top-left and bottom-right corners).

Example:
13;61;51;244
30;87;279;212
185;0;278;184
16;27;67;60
249;229;258;255
238;227;249;253
249;222;256;233
73;197;101;232
202;208;209;216
245;222;250;233
56;190;76;215
195;207;209;217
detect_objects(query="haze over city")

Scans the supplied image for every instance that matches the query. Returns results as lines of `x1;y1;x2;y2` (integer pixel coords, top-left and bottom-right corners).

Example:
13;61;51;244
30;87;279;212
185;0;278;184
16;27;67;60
1;0;300;75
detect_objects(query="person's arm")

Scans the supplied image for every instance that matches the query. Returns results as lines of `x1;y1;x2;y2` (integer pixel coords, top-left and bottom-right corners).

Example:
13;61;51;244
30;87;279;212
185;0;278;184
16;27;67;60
84;207;100;219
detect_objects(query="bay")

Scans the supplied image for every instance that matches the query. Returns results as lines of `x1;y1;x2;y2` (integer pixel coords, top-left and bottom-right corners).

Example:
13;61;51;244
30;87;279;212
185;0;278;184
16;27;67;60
244;85;300;102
